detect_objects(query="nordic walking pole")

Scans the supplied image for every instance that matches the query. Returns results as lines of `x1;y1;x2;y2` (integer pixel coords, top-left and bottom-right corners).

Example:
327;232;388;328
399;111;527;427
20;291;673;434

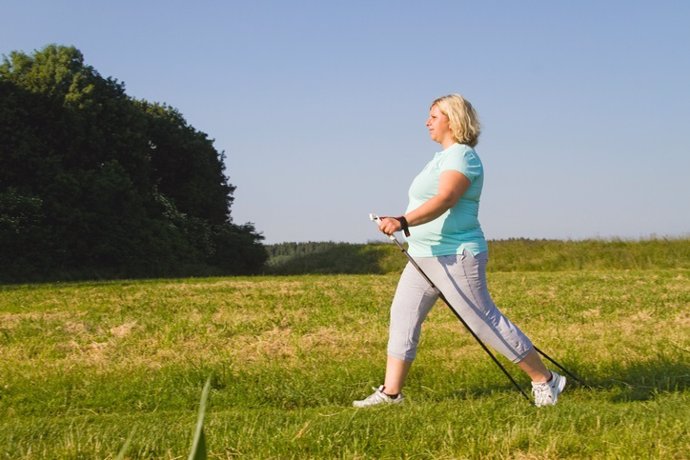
369;214;532;402
533;346;590;388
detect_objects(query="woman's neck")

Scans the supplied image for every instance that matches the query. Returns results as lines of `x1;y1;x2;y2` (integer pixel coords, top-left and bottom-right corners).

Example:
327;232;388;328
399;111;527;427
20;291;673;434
440;139;456;150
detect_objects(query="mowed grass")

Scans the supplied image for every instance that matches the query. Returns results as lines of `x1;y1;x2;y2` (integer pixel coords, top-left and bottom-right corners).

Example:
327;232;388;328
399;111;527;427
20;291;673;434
1;269;689;458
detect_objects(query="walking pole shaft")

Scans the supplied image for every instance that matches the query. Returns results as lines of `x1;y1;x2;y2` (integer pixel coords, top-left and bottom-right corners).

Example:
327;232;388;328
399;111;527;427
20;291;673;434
534;346;590;388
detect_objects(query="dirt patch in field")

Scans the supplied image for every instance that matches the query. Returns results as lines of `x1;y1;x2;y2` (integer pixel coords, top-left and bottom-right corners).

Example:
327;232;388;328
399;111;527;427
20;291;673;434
212;306;265;325
300;327;342;349
0;311;80;330
581;308;601;319
675;309;690;326
249;326;297;360
53;339;109;365
215;324;380;366
110;321;137;338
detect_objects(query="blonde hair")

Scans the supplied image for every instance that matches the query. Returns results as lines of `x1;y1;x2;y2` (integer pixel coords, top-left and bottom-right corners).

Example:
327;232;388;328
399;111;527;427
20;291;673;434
431;94;481;147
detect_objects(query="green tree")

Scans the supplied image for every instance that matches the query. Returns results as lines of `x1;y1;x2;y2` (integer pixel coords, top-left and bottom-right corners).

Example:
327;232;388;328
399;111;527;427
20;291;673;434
0;44;266;281
138;101;234;224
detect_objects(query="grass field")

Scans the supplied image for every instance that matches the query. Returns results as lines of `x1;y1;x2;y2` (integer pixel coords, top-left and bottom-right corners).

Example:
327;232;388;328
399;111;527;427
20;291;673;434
1;265;689;458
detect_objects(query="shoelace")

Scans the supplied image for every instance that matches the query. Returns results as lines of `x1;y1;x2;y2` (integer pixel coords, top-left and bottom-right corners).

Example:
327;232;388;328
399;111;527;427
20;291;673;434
364;389;386;402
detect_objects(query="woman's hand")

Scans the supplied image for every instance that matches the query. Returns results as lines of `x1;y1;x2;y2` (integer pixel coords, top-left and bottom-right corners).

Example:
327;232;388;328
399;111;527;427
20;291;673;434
378;217;402;236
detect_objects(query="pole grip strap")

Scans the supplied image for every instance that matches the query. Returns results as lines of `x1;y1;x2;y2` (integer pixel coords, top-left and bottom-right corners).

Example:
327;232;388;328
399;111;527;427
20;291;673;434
395;216;410;237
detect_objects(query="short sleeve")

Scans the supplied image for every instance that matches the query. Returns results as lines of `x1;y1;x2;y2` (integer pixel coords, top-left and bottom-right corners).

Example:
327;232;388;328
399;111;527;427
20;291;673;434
438;145;482;183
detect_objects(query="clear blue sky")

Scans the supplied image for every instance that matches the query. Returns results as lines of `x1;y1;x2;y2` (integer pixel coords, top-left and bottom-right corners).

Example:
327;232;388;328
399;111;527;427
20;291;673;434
3;1;689;244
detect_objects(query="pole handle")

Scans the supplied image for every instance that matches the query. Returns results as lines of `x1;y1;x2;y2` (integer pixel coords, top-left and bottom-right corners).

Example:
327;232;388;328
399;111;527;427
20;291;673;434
369;213;396;241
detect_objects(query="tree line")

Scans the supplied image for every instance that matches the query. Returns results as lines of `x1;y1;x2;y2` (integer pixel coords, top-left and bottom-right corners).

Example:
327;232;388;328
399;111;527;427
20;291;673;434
0;45;266;282
265;238;690;274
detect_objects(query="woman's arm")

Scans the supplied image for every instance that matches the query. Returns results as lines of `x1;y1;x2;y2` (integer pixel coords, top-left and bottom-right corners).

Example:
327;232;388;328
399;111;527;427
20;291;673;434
379;170;471;235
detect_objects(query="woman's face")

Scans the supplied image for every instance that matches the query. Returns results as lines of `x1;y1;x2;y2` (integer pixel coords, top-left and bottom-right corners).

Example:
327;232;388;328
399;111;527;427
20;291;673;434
426;104;453;146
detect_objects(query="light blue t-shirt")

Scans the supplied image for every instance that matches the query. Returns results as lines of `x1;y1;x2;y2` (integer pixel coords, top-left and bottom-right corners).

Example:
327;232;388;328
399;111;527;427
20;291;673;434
405;143;488;257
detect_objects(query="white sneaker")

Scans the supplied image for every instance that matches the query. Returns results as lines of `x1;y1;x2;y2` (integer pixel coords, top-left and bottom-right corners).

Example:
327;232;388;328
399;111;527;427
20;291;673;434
532;371;566;407
353;385;404;408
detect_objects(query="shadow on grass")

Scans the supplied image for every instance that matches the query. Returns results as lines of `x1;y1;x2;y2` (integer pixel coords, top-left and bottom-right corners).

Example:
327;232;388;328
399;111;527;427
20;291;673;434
598;355;690;402
423;354;690;404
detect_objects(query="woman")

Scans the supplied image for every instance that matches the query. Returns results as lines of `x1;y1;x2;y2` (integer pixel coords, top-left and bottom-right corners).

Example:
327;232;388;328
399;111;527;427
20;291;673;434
353;94;565;408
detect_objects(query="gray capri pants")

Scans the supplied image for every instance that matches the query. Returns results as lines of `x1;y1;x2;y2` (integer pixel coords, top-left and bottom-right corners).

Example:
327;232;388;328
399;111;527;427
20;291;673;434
388;250;533;363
